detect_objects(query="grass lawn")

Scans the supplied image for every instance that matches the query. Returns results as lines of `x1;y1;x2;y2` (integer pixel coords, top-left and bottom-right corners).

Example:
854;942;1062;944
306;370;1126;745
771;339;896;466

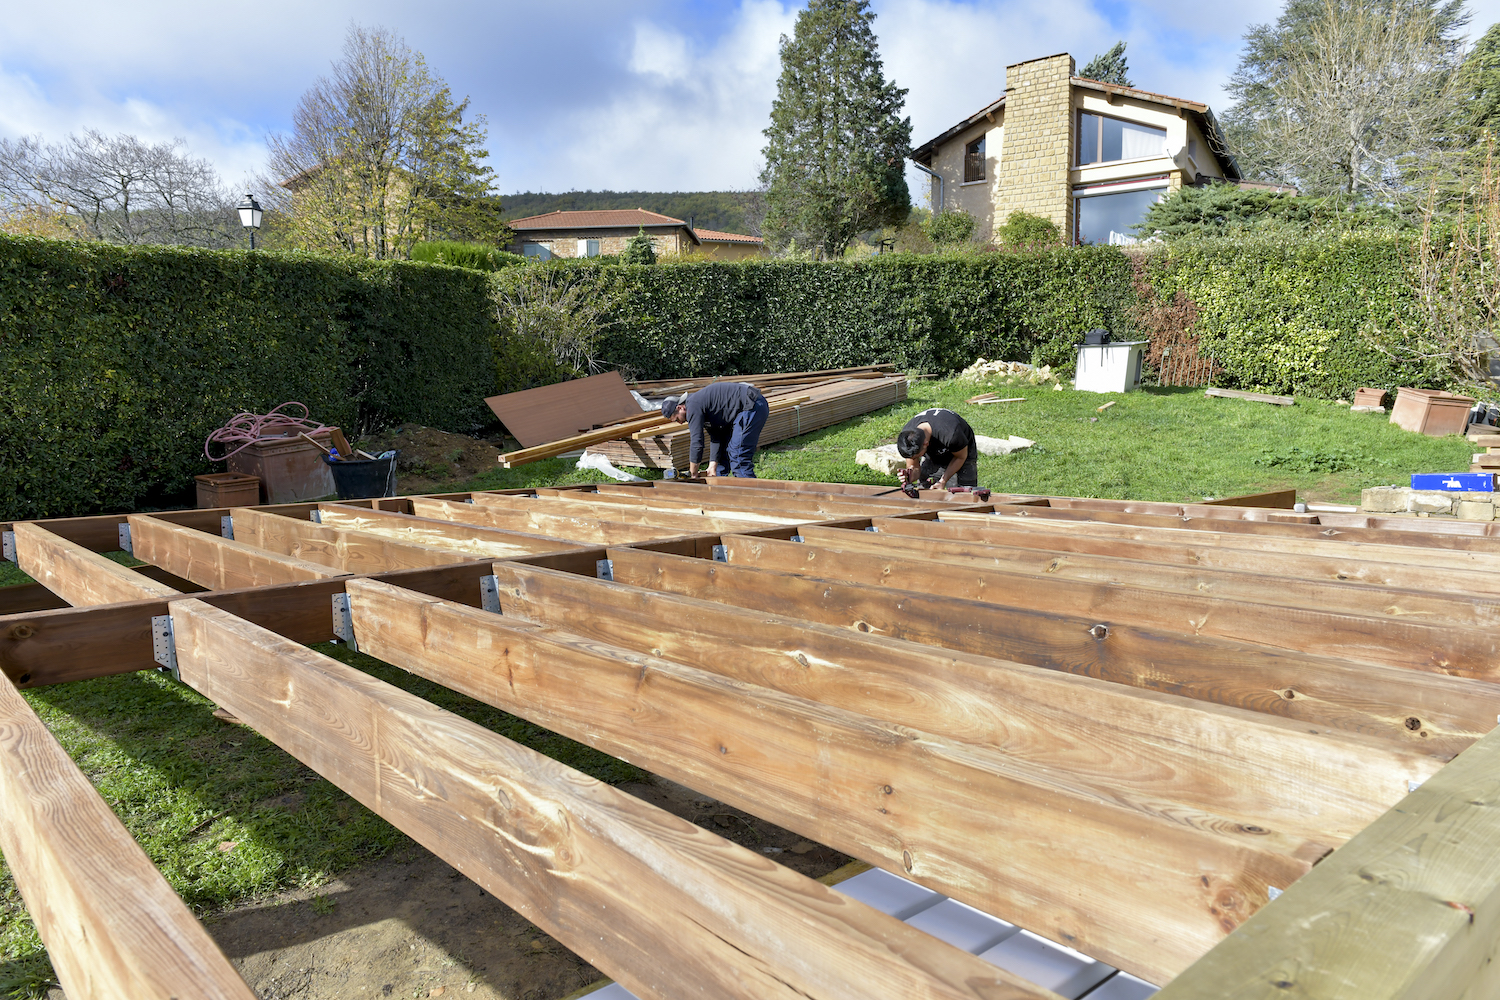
0;375;1478;996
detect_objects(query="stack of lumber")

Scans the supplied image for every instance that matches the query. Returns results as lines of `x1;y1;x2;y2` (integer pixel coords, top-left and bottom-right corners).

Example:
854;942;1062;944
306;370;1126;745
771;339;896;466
587;374;908;469
629;364;897;397
1469;429;1500;474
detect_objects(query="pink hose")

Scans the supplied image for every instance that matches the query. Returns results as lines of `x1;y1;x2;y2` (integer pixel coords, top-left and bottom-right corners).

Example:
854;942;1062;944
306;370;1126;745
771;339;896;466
204;402;332;462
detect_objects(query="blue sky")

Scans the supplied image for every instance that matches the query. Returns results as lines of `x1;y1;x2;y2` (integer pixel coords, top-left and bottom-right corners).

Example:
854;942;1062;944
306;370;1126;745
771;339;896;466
2;0;1497;208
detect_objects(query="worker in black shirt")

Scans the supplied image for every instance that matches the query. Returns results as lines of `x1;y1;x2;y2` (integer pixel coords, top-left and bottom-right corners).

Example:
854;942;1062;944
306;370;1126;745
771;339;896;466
661;381;771;477
896;407;978;489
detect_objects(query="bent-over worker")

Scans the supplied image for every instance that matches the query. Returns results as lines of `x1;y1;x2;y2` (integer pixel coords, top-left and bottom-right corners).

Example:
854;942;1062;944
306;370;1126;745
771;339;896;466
896;407;978;489
662;381;770;478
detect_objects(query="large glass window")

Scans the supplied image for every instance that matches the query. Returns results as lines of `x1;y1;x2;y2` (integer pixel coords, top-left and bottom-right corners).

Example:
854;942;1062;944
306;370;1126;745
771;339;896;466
577;238;601;258
1074;186;1167;245
522;242;553;260
964;136;985;183
1077;113;1166;165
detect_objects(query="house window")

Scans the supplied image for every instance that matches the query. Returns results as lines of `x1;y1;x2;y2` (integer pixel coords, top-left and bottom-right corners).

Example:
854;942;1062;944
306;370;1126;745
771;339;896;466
522;242;553;260
577;238;600;258
964;136;986;183
1077;113;1166;166
1074;184;1168;245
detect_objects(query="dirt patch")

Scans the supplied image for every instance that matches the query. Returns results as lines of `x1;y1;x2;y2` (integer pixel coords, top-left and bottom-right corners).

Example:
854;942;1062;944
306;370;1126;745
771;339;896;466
360;425;503;495
43;778;849;1000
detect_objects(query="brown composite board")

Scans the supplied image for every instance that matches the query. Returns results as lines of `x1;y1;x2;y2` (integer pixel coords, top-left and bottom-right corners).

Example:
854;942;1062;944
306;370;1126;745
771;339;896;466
345;578;1321;985
314;504;582;559
483;370;645;448
600;547;1490;754
792;524;1500;629
881;516;1500;596
127;514;342;591
168;597;1057;1000
720;534;1499;679
490;561;1441;842
0;674;256;999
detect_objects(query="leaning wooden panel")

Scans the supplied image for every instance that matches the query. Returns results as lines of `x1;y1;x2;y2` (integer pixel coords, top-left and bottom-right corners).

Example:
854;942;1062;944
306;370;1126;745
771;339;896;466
12;522;177;607
346;579;1322;984
489;561;1442;842
721;534;1500;679
1156;723;1500;1000
126;514;341;590
0;677;255;999
167;598;1056;1000
601;547;1494;753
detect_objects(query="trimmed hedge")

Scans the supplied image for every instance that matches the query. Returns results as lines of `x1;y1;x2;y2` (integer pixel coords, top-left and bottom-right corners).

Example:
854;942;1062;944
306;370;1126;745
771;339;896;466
0;235;501;519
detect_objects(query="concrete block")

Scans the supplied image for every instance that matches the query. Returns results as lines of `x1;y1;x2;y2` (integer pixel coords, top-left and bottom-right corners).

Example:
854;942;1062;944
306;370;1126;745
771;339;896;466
1359;487;1405;513
1457;500;1495;521
1407;491;1455;514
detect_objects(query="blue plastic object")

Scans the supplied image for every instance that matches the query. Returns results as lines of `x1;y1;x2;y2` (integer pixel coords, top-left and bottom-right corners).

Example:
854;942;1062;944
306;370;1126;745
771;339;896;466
1411;472;1494;492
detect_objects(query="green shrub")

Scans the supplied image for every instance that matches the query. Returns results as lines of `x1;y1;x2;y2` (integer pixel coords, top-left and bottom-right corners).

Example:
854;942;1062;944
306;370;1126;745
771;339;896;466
619;227;658;265
0;234;521;518
409;240;524;271
923;210;977;247
996;211;1062;247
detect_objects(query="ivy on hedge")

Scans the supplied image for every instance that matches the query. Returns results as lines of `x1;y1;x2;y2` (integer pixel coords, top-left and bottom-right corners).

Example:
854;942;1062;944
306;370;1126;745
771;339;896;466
0;234;504;519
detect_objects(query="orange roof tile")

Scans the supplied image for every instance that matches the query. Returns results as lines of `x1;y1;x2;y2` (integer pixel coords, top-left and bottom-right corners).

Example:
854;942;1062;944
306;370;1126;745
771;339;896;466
694;229;763;244
507;209;688;229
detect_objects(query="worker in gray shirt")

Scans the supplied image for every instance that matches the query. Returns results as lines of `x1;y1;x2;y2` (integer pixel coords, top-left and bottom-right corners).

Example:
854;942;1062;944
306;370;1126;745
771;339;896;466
661;382;770;477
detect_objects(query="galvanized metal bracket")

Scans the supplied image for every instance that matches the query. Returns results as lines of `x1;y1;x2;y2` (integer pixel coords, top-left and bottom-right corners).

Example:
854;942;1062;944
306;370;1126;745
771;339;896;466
1;530;14;563
790;534;804;543
118;522;132;553
1408;778;1426;793
1267;886;1283;901
596;559;614;581
331;593;358;652
712;544;728;562
220;516;235;539
152;615;179;680
309;510;323;524
480;574;501;613
865;525;878;532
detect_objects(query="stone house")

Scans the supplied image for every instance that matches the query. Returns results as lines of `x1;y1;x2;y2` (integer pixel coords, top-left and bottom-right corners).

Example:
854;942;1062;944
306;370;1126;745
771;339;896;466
908;52;1241;245
506;208;762;260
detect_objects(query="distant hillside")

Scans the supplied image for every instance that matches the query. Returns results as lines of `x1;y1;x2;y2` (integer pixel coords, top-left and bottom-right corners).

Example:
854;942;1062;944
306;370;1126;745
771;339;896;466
500;190;758;236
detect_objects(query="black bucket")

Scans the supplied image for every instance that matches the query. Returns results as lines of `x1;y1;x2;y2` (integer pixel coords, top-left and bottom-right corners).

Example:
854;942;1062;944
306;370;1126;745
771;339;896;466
326;453;398;500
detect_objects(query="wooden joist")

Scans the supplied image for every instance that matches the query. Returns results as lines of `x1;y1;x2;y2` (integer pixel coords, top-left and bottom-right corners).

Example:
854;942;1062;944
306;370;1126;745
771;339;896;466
409;496;761;543
313;503;581;559
0;674;256;999
168;597;1056;1000
13;522;178;607
230;507;504;573
126;514;341;591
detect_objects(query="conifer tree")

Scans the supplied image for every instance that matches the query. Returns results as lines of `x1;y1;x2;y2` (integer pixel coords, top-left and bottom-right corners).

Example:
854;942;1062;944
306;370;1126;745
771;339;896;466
758;0;911;257
1081;42;1132;86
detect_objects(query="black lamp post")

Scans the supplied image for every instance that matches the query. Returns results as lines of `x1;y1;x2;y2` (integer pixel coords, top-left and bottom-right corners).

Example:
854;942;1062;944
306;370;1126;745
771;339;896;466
237;192;263;249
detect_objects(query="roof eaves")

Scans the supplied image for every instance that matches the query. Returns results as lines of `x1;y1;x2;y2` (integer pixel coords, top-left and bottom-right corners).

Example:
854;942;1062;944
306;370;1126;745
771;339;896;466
909;96;1006;164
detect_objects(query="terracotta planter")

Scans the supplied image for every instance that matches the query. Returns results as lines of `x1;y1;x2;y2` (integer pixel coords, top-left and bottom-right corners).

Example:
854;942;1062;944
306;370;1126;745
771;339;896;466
1389;388;1476;436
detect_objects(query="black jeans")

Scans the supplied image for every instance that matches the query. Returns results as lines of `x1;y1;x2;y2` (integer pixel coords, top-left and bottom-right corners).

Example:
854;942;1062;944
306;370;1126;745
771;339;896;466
920;453;978;487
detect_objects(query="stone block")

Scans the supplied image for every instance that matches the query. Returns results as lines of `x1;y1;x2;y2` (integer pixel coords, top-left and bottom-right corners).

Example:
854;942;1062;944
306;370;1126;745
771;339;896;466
1407;491;1455;514
855;444;904;477
975;434;1034;456
1359;486;1406;513
1457;500;1496;521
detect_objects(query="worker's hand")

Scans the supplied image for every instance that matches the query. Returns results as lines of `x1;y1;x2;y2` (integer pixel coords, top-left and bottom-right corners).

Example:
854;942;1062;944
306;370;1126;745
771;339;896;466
897;466;916;486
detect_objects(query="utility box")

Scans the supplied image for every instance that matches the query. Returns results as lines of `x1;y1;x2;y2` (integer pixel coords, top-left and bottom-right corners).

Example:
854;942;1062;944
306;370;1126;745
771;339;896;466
227;430;337;504
1073;341;1148;394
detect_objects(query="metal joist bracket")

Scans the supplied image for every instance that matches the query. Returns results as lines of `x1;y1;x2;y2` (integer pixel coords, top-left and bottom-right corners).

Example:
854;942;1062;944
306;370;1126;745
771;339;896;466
596;559;614;581
118;522;132;553
220;515;235;539
152;615;179;680
791;534;804;543
865;525;878;532
480;574;501;613
712;544;728;562
331;593;359;652
1;530;13;563
309;510;323;524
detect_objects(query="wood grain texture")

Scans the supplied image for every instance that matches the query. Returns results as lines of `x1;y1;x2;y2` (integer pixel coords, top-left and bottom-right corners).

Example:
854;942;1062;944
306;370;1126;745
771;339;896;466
314;504;581;559
408;497;691;544
1157;723;1500;1000
0;676;255;999
791;524;1500;629
600;547;1493;754
168;597;1056;1000
13;522;178;606
345;578;1322;984
473;491;809;526
229;508;476;573
720;534;1499;679
126;514;342;590
489;561;1442;843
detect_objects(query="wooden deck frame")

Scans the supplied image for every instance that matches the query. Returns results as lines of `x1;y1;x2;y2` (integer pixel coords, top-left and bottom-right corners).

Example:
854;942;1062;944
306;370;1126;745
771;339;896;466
4;482;1500;997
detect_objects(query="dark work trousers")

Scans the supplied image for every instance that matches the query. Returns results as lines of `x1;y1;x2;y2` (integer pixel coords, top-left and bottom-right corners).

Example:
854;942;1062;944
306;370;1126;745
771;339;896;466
919;452;979;487
709;395;770;477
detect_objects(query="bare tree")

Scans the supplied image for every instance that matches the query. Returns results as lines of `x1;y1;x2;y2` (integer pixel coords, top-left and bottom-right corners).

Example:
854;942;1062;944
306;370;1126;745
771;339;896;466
0;131;236;245
1225;0;1468;200
267;24;503;259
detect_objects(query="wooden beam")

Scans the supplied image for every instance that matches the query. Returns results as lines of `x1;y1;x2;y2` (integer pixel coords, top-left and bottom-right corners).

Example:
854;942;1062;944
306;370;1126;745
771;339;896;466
408;497;690;545
315;503;582;559
498;411;680;466
1205;387;1295;406
166;597;1055;1000
1201;490;1298;509
478;491;809;526
489;561;1442;843
1157;722;1500;1000
600;547;1493;755
229;507;479;573
790;524;1500;630
585;484;972;520
0;676;256;999
126;514;342;590
345;578;1322;984
885;515;1500;596
13;522;178;606
720;534;1499;678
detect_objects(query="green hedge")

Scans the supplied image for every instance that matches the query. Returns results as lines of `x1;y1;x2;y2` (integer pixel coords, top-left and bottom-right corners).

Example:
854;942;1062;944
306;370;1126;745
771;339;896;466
0;235;501;519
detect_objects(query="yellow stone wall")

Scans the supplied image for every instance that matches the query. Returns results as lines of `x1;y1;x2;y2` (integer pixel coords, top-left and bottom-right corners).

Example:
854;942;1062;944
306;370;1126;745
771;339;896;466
996;53;1076;239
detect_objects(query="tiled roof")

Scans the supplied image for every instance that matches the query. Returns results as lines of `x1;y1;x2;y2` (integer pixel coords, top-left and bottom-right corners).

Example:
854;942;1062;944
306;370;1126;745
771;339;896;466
695;228;762;244
508;209;688;229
